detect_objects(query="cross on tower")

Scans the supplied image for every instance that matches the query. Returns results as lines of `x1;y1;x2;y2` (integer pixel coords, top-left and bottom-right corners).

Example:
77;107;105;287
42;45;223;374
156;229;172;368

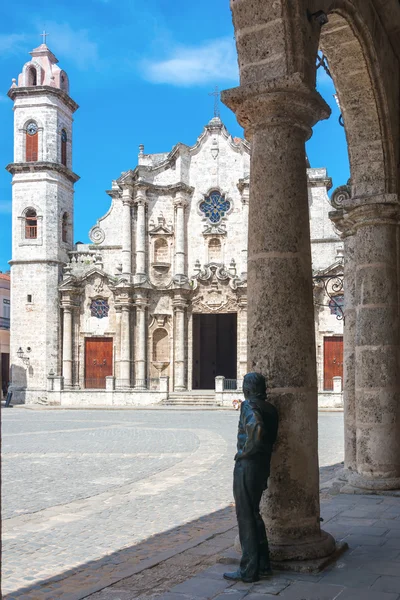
208;85;220;118
40;30;49;44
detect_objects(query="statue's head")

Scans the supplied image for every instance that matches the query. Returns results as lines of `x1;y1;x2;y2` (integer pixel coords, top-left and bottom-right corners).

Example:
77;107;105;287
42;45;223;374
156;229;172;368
243;372;267;401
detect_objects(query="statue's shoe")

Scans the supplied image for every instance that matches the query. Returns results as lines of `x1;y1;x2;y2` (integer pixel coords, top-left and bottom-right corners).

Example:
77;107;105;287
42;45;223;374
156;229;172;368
223;570;259;583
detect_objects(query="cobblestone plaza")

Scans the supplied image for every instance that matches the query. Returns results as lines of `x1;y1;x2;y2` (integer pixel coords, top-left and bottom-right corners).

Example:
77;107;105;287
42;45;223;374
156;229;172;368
2;409;344;597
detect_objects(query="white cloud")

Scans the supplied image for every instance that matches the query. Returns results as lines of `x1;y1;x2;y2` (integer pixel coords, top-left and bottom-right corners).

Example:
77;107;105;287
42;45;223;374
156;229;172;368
142;38;239;86
0;33;27;55
35;22;99;70
0;201;12;214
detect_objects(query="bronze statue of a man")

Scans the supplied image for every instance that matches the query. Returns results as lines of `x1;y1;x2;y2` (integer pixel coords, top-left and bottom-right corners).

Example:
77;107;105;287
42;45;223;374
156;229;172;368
224;372;279;583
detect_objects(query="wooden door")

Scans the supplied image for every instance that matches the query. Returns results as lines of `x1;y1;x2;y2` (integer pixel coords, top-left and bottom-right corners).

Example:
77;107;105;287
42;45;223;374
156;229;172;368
85;337;113;389
324;336;343;390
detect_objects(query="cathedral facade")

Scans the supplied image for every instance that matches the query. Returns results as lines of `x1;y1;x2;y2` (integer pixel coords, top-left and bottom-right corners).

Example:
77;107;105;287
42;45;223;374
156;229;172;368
7;44;343;407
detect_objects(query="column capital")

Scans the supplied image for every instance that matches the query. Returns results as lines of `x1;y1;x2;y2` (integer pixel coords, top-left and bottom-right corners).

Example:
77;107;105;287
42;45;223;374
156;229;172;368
221;74;330;139
134;185;148;205
329;209;357;239
173;190;188;208
134;293;149;309
341;194;400;230
172;295;188;311
121;185;133;205
60;289;81;309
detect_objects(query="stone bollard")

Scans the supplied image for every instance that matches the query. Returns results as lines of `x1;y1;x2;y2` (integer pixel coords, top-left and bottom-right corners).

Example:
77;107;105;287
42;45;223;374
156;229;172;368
159;376;169;393
105;376;115;391
215;376;225;393
333;376;342;393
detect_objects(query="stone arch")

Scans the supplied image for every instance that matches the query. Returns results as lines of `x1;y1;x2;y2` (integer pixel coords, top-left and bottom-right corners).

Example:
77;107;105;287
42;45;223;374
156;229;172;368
61;211;69;243
24;207;38;239
59;70;70;93
318;5;397;196
21;60;43;86
228;0;397;197
28;66;37;86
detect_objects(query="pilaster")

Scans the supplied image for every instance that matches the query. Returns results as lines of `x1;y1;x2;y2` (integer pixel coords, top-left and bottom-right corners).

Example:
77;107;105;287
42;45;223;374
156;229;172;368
173;294;188;391
134;292;148;389
173;190;188;282
121;185;133;278
133;185;148;285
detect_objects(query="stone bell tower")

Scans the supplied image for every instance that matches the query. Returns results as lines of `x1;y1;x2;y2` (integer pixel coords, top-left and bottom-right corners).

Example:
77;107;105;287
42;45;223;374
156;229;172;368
6;40;79;403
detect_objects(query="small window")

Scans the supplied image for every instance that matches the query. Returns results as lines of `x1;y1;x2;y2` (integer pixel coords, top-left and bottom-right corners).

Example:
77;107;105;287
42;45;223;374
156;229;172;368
61;129;67;166
208;237;221;262
27;295;32;303
62;212;68;242
25;209;37;239
200;190;231;224
90;298;109;319
26;122;38;162
28;67;37;86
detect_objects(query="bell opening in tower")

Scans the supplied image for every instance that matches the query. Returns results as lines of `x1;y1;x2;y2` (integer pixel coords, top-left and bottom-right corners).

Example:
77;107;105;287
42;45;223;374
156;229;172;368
192;313;237;390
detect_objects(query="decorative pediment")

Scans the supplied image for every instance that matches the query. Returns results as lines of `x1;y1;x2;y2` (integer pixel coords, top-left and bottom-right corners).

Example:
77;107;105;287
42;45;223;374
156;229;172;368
149;214;174;236
60;266;116;293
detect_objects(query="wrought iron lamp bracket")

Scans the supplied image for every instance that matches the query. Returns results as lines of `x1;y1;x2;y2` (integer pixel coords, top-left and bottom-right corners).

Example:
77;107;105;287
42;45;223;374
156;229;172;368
312;273;345;323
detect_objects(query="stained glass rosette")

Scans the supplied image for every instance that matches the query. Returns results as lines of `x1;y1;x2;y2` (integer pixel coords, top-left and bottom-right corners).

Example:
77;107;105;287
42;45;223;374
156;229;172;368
199;191;230;224
90;299;109;319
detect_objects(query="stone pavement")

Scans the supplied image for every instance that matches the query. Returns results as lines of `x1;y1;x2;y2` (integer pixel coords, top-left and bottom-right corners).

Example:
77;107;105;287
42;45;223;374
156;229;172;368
2;409;344;598
87;492;400;600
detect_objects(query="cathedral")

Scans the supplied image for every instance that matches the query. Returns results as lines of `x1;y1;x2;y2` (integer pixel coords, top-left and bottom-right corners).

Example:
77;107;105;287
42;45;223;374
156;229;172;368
7;43;344;407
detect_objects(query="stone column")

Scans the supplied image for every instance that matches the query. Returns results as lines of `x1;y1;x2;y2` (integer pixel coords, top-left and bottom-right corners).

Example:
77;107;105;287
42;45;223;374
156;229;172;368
346;196;400;490
174;191;188;279
238;181;249;279
62;305;73;388
173;296;187;391
135;294;147;389
223;79;335;561
121;187;133;275
119;304;131;388
238;297;247;380
330;189;357;474
135;186;148;279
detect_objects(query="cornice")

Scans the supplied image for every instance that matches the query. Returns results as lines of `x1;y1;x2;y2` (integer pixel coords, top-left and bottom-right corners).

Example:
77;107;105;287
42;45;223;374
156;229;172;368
6;161;80;184
307;177;332;190
7;85;79;113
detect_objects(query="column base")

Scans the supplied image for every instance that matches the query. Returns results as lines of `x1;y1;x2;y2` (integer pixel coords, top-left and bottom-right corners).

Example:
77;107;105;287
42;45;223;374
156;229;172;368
133;273;148;285
116;380;131;389
229;537;347;573
174;386;186;392
234;529;336;562
345;472;400;492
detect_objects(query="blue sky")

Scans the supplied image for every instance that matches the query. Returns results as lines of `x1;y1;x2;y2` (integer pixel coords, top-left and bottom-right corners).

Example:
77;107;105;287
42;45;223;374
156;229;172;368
0;0;350;272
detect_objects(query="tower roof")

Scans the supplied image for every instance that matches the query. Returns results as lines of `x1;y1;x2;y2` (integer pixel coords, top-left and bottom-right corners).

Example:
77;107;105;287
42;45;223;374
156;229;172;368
12;41;70;94
29;43;59;65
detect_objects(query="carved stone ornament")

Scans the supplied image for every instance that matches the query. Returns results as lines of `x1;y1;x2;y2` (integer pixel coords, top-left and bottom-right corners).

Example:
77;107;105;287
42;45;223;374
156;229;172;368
89;225;106;244
330;183;351;210
190;262;242;291
149;214;174;236
192;294;238;314
94;278;104;294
